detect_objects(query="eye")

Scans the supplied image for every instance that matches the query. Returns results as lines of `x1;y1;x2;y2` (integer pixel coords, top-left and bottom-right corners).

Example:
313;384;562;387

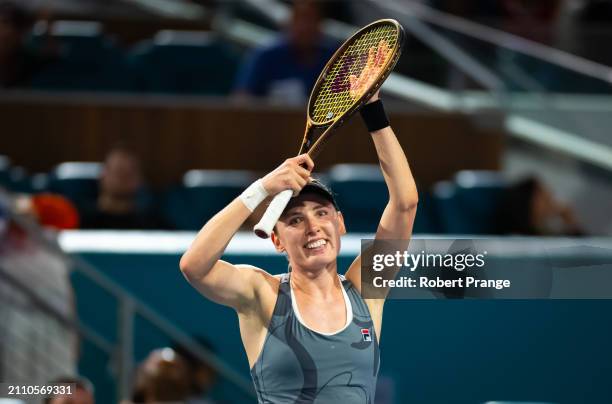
289;216;303;225
316;209;328;217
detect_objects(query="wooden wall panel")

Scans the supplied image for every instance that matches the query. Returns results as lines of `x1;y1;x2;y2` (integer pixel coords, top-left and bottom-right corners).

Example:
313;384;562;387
0;96;504;188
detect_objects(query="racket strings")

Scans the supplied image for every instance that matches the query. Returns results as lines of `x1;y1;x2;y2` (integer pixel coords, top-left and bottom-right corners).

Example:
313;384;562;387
311;23;399;124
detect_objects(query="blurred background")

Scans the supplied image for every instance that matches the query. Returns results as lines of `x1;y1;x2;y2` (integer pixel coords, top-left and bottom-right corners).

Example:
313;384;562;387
1;0;611;403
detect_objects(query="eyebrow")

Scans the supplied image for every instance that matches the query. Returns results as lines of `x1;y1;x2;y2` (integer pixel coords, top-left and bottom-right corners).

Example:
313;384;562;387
283;202;330;217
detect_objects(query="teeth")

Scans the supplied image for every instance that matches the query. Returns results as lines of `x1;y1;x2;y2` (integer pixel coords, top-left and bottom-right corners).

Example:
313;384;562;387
306;239;327;249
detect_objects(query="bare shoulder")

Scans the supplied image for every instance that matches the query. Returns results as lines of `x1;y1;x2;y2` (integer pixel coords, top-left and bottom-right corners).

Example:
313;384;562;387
234;265;281;312
235;265;280;287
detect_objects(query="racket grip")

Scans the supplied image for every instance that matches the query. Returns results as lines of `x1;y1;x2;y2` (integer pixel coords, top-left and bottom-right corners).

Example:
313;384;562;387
253;189;293;239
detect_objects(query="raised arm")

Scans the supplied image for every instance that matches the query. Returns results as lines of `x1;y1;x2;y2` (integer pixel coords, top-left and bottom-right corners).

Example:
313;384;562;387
369;94;419;240
343;91;418;343
346;40;418;241
344;92;418;291
179;154;313;312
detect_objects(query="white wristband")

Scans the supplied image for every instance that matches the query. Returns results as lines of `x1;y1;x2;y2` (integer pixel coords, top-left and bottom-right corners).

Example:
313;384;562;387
239;179;269;212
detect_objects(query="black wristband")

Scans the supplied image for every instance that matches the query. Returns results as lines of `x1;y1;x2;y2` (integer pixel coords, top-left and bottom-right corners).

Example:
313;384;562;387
359;99;390;133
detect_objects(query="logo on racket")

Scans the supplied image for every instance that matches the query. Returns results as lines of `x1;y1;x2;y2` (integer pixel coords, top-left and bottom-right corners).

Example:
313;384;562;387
331;52;370;94
331;54;357;93
361;328;372;342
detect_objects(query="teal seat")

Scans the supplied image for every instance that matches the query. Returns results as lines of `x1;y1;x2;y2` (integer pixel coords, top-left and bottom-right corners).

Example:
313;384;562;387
433;171;507;234
163;170;256;230
2;166;33;193
128;31;240;95
47;162;102;211
29;21;133;92
327;164;439;233
411;191;440;234
327;164;388;233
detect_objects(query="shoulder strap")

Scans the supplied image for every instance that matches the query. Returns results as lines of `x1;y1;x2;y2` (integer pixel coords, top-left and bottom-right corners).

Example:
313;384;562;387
267;273;292;329
341;276;371;319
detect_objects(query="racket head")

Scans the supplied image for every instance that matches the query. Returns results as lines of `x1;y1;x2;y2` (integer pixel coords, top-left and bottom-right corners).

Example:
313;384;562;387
307;19;405;128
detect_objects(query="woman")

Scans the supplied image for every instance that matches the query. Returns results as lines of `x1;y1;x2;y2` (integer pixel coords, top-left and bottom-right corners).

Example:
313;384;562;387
181;58;418;402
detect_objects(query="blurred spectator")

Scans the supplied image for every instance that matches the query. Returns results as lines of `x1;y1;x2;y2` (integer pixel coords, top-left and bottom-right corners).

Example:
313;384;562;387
80;145;168;230
0;1;44;88
0;190;79;398
44;376;94;404
497;177;585;236
233;0;337;104
172;337;219;404
14;193;80;230
131;347;191;403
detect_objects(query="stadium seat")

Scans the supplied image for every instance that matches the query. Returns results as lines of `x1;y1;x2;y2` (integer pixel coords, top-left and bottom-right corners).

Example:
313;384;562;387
0;157;43;194
163;169;256;230
411;190;440;234
453;170;507;234
127;30;241;95
47;162;102;211
3;166;33;193
28;21;134;92
326;164;439;233
327;164;388;233
432;171;507;234
432;180;467;234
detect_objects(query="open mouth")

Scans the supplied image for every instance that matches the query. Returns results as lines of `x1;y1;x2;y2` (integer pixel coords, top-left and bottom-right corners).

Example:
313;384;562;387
304;239;328;250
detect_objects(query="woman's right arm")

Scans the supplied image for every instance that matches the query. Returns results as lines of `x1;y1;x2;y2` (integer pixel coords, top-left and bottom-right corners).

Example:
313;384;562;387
179;154;313;312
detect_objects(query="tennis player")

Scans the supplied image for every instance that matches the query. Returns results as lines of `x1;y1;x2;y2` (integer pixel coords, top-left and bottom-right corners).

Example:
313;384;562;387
180;66;418;403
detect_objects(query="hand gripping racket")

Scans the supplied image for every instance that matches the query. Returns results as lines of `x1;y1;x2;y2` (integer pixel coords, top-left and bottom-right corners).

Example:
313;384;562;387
253;19;405;238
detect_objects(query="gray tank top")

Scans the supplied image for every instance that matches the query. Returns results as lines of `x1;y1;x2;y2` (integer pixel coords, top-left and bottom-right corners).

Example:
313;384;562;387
250;273;380;404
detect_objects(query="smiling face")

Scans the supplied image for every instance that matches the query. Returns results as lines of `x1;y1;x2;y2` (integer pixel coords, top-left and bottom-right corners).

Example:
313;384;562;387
272;193;345;272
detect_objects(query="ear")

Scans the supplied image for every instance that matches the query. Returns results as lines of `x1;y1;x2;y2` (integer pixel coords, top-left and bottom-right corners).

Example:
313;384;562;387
271;230;285;252
337;211;347;235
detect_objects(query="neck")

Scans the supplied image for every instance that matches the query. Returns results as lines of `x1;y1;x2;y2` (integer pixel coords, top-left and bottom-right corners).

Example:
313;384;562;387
290;265;340;300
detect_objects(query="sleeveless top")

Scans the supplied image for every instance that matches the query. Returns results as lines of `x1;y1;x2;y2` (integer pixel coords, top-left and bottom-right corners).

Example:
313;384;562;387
250;273;380;404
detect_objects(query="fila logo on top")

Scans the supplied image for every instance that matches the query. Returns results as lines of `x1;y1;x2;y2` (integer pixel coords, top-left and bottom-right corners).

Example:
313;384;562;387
361;328;371;342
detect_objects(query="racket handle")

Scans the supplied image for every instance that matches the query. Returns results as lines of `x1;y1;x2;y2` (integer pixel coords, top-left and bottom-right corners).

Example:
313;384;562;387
253;189;293;239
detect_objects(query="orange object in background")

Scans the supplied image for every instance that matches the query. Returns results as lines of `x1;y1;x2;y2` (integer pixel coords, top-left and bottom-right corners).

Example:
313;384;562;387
31;193;80;229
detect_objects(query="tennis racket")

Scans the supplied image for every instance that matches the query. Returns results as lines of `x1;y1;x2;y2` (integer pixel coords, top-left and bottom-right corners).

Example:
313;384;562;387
253;18;405;239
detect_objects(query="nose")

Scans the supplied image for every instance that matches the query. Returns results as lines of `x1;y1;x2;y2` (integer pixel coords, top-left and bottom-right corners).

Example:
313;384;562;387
304;213;321;235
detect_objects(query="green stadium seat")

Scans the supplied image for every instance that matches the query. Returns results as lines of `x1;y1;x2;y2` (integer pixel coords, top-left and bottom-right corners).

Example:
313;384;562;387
327;164;439;233
327;164;388;233
127;31;240;95
433;171;507;234
163;169;256;230
29;21;134;92
2;166;33;193
47;162;102;211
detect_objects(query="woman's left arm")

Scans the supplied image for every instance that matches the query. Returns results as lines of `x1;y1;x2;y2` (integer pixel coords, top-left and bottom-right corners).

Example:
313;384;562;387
345;92;419;293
